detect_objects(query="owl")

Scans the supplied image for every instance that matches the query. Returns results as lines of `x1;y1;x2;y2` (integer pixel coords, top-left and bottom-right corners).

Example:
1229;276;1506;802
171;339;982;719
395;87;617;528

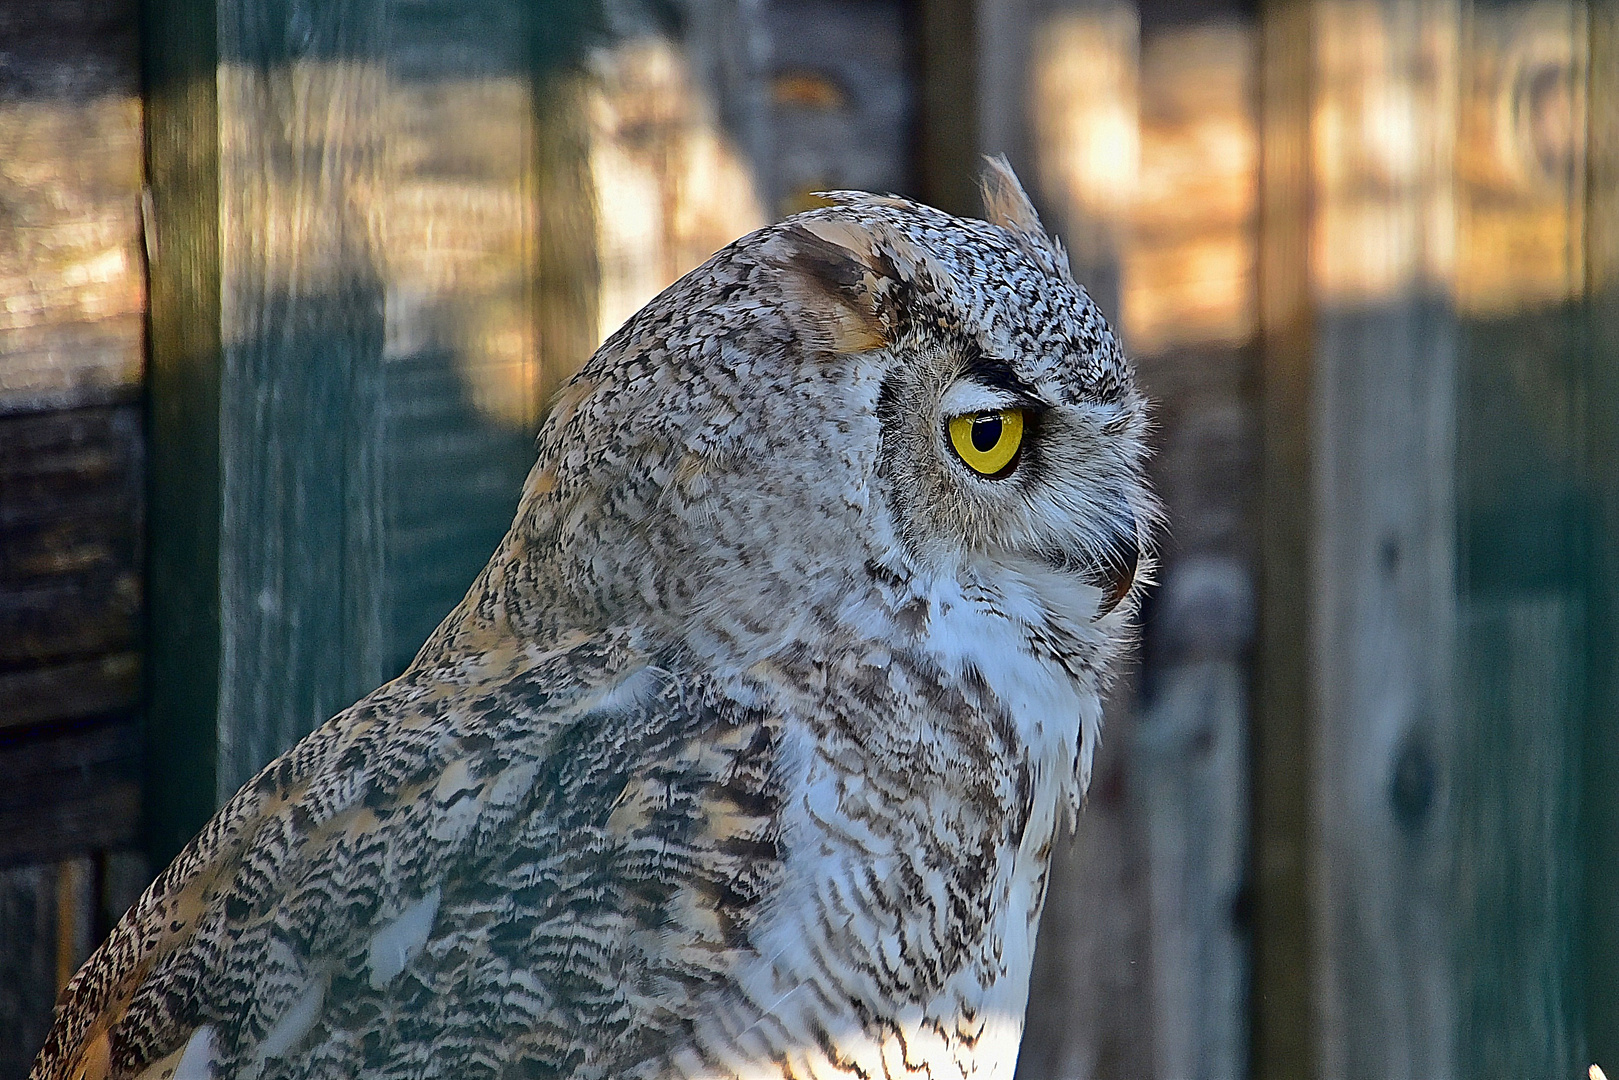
33;160;1152;1080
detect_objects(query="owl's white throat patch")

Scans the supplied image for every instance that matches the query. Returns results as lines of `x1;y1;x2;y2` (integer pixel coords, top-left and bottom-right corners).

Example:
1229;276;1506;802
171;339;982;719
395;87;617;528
926;558;1105;801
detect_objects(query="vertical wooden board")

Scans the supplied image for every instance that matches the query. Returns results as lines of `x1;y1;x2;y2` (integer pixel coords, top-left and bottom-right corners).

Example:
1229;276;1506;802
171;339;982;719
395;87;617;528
0;864;59;1080
1252;1;1316;1074
1130;343;1260;1080
1312;303;1458;1080
1017;716;1156;1080
1582;0;1618;1064
1450;0;1594;1071
142;0;224;863
917;0;982;216
213;0;391;799
374;0;546;677
1134;659;1251;1080
1452;308;1589;1078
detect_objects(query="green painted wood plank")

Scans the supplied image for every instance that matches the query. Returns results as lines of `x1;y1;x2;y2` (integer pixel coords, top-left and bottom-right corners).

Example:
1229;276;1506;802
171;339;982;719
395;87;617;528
141;0;224;866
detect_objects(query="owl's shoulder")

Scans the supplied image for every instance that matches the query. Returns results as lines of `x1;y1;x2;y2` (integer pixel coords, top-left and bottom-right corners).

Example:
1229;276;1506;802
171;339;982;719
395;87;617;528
34;628;786;1080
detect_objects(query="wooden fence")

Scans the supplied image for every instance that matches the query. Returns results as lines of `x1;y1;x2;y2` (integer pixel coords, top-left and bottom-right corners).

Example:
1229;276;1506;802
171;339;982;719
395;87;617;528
0;0;1613;1076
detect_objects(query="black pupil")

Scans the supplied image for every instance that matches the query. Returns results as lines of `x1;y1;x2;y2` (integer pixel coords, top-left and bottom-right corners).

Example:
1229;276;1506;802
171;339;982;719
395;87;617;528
970;414;1003;453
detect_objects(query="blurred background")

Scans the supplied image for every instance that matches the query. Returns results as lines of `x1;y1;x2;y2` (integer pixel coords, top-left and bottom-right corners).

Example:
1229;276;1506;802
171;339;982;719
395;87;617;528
0;0;1613;1075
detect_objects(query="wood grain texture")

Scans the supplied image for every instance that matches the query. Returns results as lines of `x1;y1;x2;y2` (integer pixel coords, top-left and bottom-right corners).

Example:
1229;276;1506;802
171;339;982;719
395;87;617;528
214;0;392;800
143;0;227;875
1583;0;1619;1065
1251;1;1316;1074
0;406;143;727
0;720;142;866
1452;305;1590;1078
1312;303;1458;1080
148;0;556;812
0;0;145;416
0;849;148;1080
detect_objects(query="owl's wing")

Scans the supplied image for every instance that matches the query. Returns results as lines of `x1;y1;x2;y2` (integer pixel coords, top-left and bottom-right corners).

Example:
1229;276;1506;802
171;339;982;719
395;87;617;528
33;631;781;1080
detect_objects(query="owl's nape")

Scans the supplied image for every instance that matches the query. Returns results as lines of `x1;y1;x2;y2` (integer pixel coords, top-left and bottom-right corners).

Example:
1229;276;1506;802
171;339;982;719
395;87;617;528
33;161;1152;1080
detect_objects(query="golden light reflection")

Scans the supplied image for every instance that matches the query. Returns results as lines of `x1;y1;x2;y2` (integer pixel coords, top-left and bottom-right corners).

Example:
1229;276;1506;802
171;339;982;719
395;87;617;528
217;60;547;422
585;38;766;350
1030;14;1258;355
1030;7;1141;265
216;39;762;431
0;94;145;410
1126;24;1258;354
1456;0;1588;313
1029;0;1593;349
373;74;539;429
1311;0;1459;304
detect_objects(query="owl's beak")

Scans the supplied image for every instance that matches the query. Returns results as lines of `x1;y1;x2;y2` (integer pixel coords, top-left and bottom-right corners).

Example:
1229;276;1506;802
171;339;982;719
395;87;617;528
1092;523;1140;616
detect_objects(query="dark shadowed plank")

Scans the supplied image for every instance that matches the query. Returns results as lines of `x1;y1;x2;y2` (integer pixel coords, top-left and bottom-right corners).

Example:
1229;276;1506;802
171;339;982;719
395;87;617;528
142;0;224;866
917;0;981;217
1584;0;1619;1066
0;719;143;865
1251;1;1315;1075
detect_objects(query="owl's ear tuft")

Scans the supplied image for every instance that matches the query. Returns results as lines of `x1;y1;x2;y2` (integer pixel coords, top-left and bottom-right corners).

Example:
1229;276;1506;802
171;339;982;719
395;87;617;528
979;156;1045;238
980;157;1068;272
767;219;900;354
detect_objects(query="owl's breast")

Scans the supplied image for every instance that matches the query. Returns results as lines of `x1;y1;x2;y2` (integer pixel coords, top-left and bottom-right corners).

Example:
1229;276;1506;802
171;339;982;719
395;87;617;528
670;571;1101;1080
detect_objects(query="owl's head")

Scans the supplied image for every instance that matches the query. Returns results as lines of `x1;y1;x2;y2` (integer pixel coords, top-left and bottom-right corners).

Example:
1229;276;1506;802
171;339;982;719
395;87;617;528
507;160;1152;667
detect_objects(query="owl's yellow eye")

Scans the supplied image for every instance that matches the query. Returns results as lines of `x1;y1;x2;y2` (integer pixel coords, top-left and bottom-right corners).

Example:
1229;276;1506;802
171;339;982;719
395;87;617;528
948;409;1024;477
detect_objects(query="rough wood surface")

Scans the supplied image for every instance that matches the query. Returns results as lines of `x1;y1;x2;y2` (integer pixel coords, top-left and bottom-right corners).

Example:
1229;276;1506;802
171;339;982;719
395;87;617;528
0;719;142;866
0;0;145;416
212;0;392;800
0;406;143;729
1583;3;1619;1067
0;847;148;1080
1301;6;1463;1077
1250;1;1317;1075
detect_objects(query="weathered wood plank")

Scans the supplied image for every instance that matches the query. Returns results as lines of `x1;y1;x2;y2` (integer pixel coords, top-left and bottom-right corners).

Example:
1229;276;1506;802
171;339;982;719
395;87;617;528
0;0;145;416
0;718;143;865
1583;0;1619;1066
0;849;148;1080
1251;0;1317;1074
1018;716;1156;1080
917;0;982;216
0;655;141;731
213;0;392;799
1305;4;1463;1076
0;406;143;678
142;0;225;864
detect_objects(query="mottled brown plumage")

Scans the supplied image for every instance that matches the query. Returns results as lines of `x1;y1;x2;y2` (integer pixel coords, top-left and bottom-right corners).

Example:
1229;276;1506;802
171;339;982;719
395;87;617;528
35;161;1153;1080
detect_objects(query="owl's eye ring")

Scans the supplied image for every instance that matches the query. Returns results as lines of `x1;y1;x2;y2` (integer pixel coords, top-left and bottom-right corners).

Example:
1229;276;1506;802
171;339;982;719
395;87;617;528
947;409;1025;478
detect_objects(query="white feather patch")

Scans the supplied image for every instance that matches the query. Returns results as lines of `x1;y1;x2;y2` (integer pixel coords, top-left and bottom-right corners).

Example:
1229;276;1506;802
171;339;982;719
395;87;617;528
172;1025;215;1080
367;886;441;989
258;978;326;1060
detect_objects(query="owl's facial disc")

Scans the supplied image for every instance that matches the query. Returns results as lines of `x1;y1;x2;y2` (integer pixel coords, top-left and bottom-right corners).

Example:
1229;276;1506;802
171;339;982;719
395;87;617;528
875;356;1144;619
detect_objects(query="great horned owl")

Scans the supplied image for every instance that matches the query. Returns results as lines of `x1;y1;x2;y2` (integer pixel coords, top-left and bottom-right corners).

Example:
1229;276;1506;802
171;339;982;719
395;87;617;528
34;161;1152;1080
